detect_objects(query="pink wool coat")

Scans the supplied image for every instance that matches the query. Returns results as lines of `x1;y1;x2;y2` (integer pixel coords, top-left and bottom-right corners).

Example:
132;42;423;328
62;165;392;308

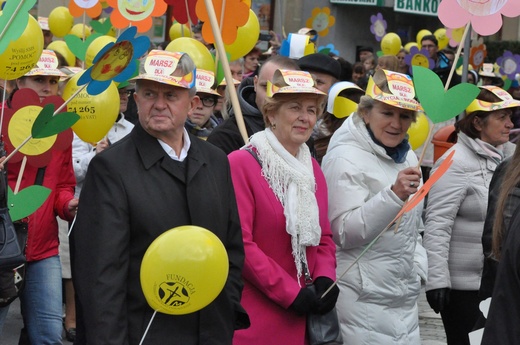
229;149;337;345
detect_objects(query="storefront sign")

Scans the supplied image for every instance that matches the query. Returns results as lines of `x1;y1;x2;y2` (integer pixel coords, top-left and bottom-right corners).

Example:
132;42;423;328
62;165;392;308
330;0;379;6
394;0;439;16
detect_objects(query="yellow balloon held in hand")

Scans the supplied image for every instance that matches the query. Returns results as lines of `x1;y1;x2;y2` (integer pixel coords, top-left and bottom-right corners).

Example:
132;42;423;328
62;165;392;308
434;28;449;50
169;22;191;40
0;15;43;80
407;112;430;150
49;6;74;38
381;33;401;56
85;35;117;68
140;226;229;315
63;71;119;143
416;29;432;46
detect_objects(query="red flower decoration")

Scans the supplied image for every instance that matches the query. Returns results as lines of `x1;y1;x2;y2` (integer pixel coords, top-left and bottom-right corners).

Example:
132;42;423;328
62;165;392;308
1;89;72;168
164;0;198;25
196;0;250;45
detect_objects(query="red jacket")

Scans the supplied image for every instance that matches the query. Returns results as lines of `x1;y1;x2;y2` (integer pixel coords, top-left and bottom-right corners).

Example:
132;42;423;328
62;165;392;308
8;140;76;261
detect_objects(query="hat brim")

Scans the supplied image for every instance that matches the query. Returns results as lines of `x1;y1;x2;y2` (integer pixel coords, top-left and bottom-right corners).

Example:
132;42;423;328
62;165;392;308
25;68;67;77
197;88;221;96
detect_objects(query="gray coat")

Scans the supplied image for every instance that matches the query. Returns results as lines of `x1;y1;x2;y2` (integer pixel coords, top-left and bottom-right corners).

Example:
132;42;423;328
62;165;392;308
424;132;515;292
71;124;249;345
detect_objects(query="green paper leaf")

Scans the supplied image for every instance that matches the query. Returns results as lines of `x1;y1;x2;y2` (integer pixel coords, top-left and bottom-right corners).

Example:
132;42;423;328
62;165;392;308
90;17;113;35
65;33;102;61
32;104;80;139
0;0;36;55
8;186;51;221
318;48;331;55
376;50;384;57
215;52;232;85
455;57;463;70
412;66;480;124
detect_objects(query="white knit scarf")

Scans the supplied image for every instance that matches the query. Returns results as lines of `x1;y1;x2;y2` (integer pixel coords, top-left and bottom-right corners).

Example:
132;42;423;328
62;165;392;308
248;128;321;283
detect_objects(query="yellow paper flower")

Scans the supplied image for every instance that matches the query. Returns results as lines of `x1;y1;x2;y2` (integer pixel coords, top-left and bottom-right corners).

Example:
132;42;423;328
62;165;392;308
306;7;335;37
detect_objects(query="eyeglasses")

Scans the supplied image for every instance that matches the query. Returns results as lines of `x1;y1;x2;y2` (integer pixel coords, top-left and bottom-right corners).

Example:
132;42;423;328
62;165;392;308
119;90;132;97
200;96;217;107
422;44;436;49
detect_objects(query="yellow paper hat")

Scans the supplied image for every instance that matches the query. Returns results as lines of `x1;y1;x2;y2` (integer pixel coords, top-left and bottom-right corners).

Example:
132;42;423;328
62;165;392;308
195;69;220;96
365;69;423;112
25;50;67;77
466;85;520;114
131;50;195;89
327;82;364;118
266;69;326;98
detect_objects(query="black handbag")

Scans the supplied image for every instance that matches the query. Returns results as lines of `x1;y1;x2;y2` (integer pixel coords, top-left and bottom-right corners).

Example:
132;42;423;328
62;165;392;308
304;264;343;345
306;284;343;345
0;207;25;269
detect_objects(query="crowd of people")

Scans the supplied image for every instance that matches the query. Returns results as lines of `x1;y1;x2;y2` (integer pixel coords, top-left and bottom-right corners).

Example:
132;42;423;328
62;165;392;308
0;17;518;345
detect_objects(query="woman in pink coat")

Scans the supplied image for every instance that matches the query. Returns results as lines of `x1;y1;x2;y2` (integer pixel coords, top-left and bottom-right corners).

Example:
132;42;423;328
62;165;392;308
229;69;338;344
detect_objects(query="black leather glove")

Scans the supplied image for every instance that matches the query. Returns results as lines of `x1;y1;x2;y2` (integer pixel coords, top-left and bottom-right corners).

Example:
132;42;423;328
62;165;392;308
312;277;340;314
426;288;451;314
289;286;317;315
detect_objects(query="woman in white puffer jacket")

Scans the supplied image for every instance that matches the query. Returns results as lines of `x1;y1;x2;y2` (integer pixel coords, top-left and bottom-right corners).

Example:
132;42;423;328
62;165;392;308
322;69;428;345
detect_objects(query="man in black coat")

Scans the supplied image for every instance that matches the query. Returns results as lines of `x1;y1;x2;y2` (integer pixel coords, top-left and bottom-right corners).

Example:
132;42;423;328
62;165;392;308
71;50;249;345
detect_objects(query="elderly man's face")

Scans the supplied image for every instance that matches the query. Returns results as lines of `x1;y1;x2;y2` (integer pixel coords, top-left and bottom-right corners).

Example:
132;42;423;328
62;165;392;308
134;80;198;141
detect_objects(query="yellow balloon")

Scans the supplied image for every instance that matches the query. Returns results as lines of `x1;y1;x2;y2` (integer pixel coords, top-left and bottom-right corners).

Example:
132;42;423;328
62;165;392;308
381;33;401;56
407;113;430;150
434;28;449;50
63;71;119;143
140;226;229;315
166;37;214;72
169;22;191;41
69;24;92;39
85;35;116;68
242;0;251;6
48;6;74;38
224;9;260;61
47;40;75;66
416;29;432;46
0;15;44;80
404;42;418;53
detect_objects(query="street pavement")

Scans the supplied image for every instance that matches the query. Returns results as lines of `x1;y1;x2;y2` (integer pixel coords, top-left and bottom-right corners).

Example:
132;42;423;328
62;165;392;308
1;287;447;344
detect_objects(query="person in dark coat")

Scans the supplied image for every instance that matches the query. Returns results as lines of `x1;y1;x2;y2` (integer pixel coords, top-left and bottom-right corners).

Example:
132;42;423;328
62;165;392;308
71;50;249;345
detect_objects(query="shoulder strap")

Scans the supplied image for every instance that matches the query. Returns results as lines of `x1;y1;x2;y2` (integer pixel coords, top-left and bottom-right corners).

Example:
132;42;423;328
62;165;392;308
34;167;46;186
244;146;261;167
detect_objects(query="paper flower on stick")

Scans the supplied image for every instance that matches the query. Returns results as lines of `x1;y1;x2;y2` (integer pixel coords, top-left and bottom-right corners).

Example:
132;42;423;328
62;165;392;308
318;44;339;56
69;0;102;18
469;38;487;69
196;0;249;44
164;0;198;25
370;13;387;42
1;89;76;167
77;26;150;95
412;66;480;124
497;50;520;80
404;46;435;74
439;0;520;36
0;0;36;55
105;0;167;32
306;7;335;37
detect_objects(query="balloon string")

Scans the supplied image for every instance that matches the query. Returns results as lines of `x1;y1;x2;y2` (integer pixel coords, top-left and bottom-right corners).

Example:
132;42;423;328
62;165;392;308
0;79;7;138
14;156;27;194
2;83;88;166
185;0;193;32
138;310;157;345
67;214;77;237
321;220;395;299
0;0;25;43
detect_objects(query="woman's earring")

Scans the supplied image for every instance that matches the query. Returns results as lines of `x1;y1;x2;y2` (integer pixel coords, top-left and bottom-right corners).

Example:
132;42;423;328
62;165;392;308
272;123;276;130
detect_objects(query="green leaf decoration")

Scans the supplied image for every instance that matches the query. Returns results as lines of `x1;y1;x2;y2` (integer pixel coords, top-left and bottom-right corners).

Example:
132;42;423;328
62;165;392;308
412;66;480;124
90;17;113;35
0;0;36;55
503;78;512;91
215;52;232;85
376;50;384;58
455;57;463;70
8;186;51;221
65;32;102;61
32;104;80;139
